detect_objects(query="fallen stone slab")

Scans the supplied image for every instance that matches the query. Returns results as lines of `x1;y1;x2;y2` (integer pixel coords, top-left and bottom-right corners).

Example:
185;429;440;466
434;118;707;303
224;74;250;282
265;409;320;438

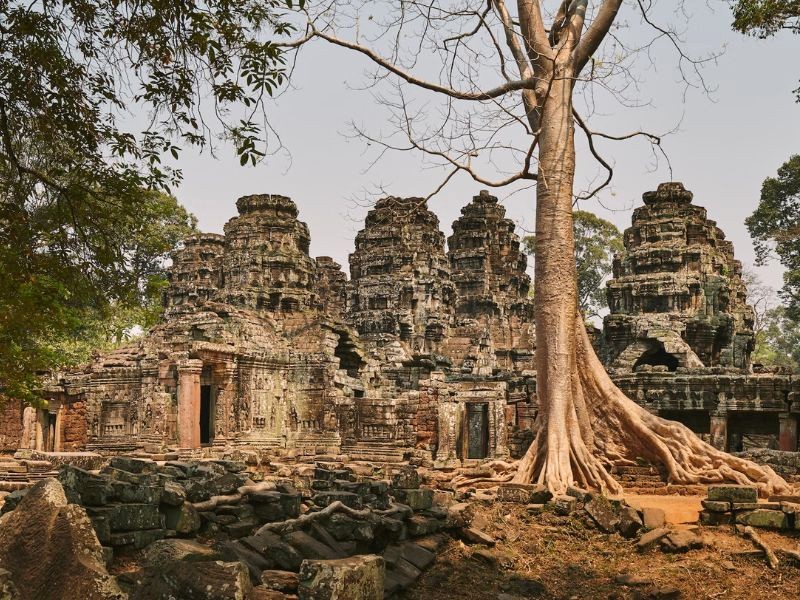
734;509;790;529
496;483;552;504
262;570;299;593
585;496;620;533
0;478;124;600
459;527;496;547
125;560;252;600
141;538;218;566
617;506;643;539
700;500;730;513
641;507;666;530
550;495;577;515
636;527;671;551
660;530;704;553
285;530;341;560
298;555;385;600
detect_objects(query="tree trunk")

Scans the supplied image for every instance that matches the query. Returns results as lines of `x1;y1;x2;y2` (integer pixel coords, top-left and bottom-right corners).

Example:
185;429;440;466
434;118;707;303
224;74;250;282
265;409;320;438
513;60;790;498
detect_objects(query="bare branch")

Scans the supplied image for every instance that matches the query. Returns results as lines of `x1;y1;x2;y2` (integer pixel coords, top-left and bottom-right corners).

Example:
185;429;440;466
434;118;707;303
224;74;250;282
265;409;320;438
574;0;622;72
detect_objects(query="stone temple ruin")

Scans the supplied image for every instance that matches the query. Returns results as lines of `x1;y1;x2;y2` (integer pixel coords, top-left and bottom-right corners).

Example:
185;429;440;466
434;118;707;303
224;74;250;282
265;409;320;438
0;183;798;466
601;183;799;453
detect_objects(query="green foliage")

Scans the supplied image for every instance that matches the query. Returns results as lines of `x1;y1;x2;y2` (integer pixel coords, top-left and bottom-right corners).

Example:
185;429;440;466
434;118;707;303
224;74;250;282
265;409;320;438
524;210;624;318
746;155;800;320
0;0;296;401
752;306;800;371
731;1;800;100
0;188;195;402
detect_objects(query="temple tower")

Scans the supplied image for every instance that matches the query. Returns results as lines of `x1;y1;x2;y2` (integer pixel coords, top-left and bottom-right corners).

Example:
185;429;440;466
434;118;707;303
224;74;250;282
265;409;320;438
445;190;534;372
348;197;454;353
603;182;755;371
220;194;318;314
165;233;225;308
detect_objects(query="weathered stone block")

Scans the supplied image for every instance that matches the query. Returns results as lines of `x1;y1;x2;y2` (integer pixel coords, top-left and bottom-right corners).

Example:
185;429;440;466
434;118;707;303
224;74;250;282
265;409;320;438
707;485;758;504
262;570;299;593
312;491;362;509
496;483;552;505
734;509;789;529
550;495;577;516
641;507;666;530
108;528;166;549
406;515;443;537
163;503;201;535
699;511;733;526
585;496;620;533
107;503;163;531
636;527;670;551
161;481;186;507
396;488;433;511
617;506;643;538
298;555;385;600
701;500;730;513
285;531;341;560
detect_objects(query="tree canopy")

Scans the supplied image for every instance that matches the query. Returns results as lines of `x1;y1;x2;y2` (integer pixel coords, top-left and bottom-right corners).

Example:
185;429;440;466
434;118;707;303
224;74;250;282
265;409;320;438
524;210;623;318
746;155;800;320
752;306;800;371
1;0;299;400
731;0;800;100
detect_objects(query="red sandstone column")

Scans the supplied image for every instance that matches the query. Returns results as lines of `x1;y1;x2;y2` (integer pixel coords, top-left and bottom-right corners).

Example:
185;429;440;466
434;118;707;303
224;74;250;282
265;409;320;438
177;360;203;448
778;413;798;452
709;411;728;451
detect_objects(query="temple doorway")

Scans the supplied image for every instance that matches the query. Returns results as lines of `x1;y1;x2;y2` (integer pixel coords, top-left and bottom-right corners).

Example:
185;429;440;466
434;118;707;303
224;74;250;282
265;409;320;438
467;402;489;459
200;385;214;445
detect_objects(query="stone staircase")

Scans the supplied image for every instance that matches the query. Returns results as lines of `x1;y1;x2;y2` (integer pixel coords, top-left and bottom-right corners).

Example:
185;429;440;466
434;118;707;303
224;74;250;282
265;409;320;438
612;464;707;496
0;459;58;492
341;441;409;463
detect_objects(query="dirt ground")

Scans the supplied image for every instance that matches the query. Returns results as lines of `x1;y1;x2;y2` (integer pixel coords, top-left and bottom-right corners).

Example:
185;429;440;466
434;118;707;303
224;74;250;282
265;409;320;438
403;502;800;600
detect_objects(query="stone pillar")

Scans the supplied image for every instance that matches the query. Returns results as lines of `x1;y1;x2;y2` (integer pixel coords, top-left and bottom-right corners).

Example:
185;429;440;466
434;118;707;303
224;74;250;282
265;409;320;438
709;410;728;451
177;360;203;448
778;412;798;452
213;362;237;447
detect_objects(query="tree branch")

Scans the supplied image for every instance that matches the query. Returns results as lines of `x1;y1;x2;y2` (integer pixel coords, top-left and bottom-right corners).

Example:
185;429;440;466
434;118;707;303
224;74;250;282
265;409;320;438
573;0;622;73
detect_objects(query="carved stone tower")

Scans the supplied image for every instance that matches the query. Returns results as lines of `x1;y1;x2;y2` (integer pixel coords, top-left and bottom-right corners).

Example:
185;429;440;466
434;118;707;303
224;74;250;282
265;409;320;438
165;233;225;309
348;197;454;354
220;194;318;315
603;182;755;371
445;190;534;373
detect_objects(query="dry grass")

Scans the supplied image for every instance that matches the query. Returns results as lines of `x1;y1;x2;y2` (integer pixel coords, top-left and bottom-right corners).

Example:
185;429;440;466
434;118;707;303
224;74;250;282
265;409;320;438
403;502;800;600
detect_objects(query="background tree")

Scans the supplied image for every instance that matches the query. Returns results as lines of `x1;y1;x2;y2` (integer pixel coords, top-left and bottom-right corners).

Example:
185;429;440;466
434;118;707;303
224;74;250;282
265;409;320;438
524;210;623;319
751;306;800;371
288;1;786;494
0;187;195;402
746;155;800;321
731;0;800;101
1;0;298;400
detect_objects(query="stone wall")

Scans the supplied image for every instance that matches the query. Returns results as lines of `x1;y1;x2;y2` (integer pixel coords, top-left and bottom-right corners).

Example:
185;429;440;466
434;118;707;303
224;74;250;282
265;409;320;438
0;397;22;452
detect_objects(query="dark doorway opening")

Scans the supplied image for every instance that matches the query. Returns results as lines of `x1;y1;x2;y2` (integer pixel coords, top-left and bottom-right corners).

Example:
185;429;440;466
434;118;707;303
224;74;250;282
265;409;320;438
634;344;679;371
200;385;213;445
467;403;489;459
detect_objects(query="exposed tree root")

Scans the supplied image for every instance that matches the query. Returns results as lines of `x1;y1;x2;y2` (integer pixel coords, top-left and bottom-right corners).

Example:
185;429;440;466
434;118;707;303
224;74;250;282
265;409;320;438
743;526;779;570
511;314;793;498
255;499;409;536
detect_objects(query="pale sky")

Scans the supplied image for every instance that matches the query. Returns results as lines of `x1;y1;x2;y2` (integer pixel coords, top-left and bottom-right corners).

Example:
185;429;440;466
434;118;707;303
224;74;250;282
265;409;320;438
170;2;799;296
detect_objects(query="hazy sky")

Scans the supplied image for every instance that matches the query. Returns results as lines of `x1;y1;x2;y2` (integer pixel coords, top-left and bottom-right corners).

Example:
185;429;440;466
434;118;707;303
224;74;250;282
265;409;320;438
171;2;799;295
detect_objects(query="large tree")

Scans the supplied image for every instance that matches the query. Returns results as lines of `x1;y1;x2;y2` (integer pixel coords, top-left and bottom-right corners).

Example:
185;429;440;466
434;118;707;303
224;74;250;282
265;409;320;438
287;2;788;495
524;210;623;318
746;155;800;321
1;0;297;400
